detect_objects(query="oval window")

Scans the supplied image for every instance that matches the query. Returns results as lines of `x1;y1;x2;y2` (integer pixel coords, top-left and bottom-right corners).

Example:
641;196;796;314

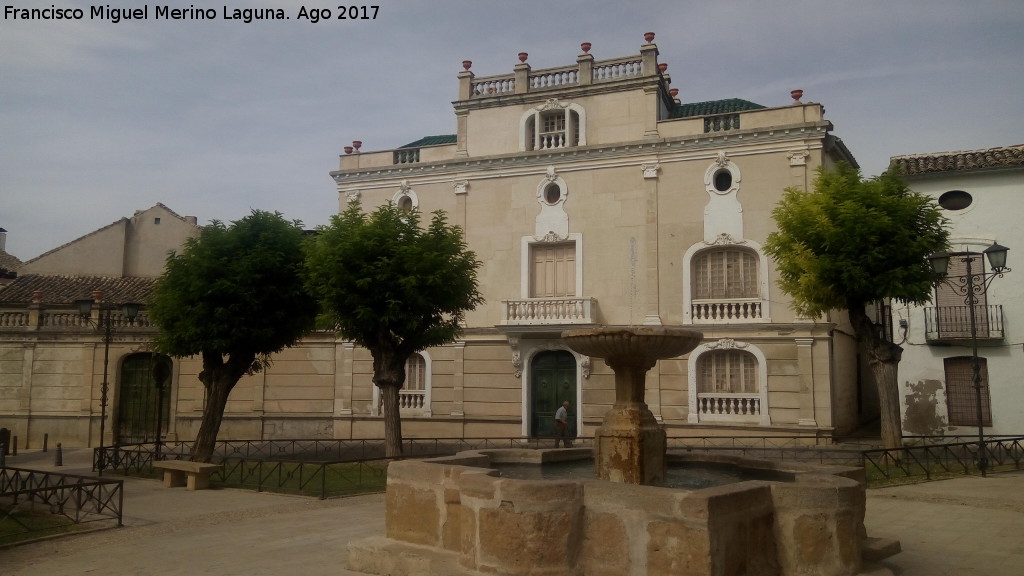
544;183;562;205
398;195;414;213
713;169;732;192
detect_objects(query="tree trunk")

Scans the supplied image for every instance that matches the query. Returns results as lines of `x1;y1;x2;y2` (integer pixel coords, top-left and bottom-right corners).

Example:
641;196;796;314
848;304;904;450
191;350;254;462
372;348;407;459
380;384;403;458
192;377;232;462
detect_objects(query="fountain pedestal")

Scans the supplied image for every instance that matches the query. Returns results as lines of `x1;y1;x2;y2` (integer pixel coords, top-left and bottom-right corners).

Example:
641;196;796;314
562;327;702;485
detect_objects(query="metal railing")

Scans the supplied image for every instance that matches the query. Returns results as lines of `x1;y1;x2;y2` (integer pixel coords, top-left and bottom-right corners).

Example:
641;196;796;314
0;467;124;543
924;304;1004;341
862;436;1023;484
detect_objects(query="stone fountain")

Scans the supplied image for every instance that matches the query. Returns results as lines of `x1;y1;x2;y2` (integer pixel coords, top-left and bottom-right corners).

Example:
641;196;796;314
347;326;901;576
562;326;703;485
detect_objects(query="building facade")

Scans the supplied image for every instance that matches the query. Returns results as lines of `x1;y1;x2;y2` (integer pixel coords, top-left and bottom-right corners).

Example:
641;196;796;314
1;36;877;449
889;145;1024;438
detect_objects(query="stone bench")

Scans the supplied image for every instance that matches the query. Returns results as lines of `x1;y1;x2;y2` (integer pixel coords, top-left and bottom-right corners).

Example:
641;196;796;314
152;460;223;490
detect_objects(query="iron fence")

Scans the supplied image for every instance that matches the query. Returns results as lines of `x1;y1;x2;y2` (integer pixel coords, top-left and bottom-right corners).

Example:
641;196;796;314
0;467;123;543
863;436;1024;484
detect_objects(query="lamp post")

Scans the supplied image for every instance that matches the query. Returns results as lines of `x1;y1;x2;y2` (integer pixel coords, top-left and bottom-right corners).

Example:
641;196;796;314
75;296;141;475
929;242;1010;477
152;358;171;461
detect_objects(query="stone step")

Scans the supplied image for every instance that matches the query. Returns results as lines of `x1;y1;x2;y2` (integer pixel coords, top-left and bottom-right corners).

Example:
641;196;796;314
862;536;902;562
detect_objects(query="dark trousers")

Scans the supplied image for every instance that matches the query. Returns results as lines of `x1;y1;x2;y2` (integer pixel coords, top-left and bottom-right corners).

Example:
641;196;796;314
554;421;572;448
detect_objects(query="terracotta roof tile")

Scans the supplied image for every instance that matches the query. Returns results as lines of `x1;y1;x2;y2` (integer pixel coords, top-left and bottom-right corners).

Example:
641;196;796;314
0;274;157;305
890;144;1024;175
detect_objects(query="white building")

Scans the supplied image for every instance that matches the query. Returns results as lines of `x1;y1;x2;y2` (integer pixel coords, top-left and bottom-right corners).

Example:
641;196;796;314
890;145;1024;438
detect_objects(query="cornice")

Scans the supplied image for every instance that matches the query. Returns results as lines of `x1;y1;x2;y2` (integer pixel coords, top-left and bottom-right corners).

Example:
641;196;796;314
331;121;833;187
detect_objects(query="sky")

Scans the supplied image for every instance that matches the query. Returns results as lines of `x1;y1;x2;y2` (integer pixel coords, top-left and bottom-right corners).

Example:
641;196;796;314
2;0;1023;260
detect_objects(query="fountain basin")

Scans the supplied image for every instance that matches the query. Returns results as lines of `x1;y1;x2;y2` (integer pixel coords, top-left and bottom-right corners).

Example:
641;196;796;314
562;326;704;485
347;449;897;576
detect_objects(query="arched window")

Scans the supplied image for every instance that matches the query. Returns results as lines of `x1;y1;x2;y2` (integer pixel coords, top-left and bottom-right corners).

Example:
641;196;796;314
519;102;586;152
688;341;770;425
697;350;758;394
397;352;431;415
693;247;759;300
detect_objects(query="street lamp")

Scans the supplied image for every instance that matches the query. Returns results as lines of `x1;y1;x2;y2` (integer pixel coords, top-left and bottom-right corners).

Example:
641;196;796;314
929;242;1010;477
75;296;141;475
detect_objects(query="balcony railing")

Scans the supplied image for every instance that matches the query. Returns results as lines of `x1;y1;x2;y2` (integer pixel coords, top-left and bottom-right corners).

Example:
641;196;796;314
704;114;740;133
399;390;426;410
690;298;764;323
695;393;762;421
501;298;596;326
924;305;1004;342
470;55;645;99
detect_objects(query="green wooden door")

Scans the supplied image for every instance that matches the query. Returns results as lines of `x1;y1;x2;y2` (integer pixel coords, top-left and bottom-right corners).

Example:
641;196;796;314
530;350;577;437
116;354;172;444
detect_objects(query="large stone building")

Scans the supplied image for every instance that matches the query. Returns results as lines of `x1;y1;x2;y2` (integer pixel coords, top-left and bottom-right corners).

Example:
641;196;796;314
1;35;877;449
889;145;1024;438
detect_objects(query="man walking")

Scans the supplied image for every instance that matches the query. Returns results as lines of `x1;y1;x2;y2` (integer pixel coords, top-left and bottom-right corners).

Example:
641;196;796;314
554;400;573;448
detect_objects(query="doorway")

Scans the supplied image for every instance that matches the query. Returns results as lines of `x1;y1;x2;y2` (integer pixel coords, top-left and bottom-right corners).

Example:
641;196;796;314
530;350;577;437
116;353;172;444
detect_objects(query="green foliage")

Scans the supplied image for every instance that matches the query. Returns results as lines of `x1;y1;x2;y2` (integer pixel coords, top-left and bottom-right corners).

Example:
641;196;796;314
764;163;949;317
148;210;318;372
304;202;483;357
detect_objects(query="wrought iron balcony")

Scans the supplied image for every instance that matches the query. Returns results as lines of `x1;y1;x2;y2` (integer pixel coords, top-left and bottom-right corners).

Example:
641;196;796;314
924;305;1004;343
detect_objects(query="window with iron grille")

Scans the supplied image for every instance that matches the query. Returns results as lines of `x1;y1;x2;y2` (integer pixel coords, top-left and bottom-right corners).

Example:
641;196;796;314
697;350;758;394
935;253;989;338
693;248;759;300
943;356;992;427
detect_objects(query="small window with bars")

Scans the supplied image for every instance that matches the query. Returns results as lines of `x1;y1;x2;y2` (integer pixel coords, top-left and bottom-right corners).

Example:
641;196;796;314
943;356;992;427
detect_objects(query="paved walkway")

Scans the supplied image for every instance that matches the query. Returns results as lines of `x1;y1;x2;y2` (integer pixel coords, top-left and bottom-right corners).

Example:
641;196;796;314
2;448;1023;576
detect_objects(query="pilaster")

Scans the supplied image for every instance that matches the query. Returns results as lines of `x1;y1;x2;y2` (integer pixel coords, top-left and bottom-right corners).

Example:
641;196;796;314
796;338;818;427
641;162;662;326
451;341;466;417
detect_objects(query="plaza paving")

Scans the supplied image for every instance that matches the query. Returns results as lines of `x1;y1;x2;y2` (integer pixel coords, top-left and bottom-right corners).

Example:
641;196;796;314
2;448;1022;576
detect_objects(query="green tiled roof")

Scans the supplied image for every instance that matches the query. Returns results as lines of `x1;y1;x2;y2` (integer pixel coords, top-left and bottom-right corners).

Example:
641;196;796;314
668;99;766;119
399;135;457;149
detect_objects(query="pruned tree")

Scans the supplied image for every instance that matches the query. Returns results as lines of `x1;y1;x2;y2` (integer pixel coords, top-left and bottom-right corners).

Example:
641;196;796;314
305;202;483;458
764;163;948;449
148;210;318;462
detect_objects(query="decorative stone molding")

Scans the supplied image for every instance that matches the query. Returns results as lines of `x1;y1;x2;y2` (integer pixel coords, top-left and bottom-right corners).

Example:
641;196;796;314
713;150;729;168
787;150;809;166
641;162;660;179
705;232;746;246
540;98;566;111
705;337;749;350
508;335;522;378
392;182;418;210
534;167;569;240
344;190;361;203
453;180;469;195
537;231;566;243
581;356;591;379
